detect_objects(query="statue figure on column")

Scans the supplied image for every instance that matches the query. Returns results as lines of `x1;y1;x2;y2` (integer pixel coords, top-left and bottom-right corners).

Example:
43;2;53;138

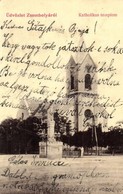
47;102;55;142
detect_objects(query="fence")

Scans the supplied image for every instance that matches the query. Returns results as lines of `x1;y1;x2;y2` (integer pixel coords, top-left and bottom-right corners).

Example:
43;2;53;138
62;147;81;158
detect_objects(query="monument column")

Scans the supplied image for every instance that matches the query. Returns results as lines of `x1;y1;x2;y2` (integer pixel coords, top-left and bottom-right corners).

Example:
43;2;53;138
39;103;63;159
47;104;55;142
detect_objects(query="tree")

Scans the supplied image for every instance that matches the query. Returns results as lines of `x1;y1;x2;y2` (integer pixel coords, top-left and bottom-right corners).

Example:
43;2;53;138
0;118;20;154
19;116;41;154
107;126;123;154
0;116;43;154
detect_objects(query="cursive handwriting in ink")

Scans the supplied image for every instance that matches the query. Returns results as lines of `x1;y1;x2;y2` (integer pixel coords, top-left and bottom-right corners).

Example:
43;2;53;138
31;155;68;166
1;168;32;180
0;20;24;30
68;23;89;37
8;155;28;165
27;20;55;38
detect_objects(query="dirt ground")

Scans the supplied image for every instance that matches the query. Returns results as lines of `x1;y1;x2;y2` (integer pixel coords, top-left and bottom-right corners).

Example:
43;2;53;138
0;155;123;194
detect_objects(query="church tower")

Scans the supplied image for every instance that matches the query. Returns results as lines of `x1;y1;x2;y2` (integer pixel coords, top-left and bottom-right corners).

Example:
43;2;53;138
66;53;99;131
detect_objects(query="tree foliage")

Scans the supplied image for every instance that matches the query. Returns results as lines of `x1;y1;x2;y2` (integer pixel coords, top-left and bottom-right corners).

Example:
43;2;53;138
61;124;123;154
0;117;41;154
0;114;123;154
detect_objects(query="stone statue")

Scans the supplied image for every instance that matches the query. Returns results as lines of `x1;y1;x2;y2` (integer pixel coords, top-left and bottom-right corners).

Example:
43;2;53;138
47;103;55;141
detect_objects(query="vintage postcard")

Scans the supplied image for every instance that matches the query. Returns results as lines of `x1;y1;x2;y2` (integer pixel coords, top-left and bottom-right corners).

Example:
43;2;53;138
0;0;123;193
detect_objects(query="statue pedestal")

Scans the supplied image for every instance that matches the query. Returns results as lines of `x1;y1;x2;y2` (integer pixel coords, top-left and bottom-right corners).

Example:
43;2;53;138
47;141;63;159
39;142;47;158
39;141;63;159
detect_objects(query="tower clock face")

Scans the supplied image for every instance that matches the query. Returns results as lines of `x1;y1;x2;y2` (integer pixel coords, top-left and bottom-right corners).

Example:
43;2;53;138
84;109;93;118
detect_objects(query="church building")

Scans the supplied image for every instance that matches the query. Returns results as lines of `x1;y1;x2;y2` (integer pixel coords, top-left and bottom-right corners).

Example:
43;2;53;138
17;53;108;132
64;53;108;131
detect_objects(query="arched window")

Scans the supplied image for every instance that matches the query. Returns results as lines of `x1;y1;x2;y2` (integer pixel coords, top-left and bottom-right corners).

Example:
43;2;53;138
85;64;91;73
71;74;74;90
84;109;93;119
85;74;92;90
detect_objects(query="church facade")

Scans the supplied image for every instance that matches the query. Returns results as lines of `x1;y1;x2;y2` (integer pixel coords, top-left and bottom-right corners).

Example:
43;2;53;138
64;53;108;132
17;53;108;132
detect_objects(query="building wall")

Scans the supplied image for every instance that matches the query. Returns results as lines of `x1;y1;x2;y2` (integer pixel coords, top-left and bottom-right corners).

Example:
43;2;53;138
66;54;108;131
